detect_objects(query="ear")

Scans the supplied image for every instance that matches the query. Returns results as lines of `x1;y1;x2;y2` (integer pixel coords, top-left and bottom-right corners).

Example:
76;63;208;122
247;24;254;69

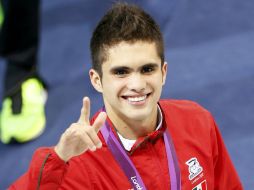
89;69;103;93
162;62;167;85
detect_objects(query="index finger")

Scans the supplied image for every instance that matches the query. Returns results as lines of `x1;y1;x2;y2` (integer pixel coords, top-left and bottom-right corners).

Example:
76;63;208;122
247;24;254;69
78;97;90;124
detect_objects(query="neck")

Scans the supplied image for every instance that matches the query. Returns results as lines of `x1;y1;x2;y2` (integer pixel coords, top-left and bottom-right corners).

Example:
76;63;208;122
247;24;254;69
106;107;158;140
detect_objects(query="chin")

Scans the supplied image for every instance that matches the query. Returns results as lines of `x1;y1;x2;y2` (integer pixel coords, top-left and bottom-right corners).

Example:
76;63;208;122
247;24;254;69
123;110;151;121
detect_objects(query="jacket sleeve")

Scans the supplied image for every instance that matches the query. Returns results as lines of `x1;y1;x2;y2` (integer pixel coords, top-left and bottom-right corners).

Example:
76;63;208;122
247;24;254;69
9;147;67;190
211;119;243;190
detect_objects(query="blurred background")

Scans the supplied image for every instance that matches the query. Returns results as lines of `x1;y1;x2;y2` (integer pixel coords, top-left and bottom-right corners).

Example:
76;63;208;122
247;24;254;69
0;0;253;189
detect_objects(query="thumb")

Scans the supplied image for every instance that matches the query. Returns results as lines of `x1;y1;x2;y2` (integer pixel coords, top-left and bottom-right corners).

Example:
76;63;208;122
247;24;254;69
93;112;107;133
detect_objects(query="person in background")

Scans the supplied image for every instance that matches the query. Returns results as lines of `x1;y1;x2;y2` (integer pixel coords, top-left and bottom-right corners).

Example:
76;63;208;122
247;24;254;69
0;0;47;144
9;2;242;189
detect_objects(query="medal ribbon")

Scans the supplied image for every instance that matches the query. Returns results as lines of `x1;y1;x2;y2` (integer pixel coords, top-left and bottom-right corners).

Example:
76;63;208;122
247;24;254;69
100;109;181;190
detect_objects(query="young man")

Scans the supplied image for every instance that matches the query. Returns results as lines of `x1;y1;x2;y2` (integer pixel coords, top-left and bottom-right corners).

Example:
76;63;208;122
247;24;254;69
10;3;243;190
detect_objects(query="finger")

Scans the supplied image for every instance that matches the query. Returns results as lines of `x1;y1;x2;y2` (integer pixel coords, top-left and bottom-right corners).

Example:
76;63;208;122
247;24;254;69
81;132;97;151
78;97;90;124
93;112;107;133
86;127;103;148
65;124;96;151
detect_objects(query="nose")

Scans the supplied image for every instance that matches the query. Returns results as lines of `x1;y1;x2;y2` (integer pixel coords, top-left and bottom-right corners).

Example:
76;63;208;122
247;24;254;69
127;73;146;92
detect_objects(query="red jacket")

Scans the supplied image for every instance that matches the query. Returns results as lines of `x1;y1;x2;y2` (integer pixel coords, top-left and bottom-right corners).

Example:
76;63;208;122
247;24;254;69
10;100;243;190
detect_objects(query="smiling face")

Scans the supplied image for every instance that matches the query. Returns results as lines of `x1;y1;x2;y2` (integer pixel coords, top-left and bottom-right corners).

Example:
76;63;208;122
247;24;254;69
90;41;167;135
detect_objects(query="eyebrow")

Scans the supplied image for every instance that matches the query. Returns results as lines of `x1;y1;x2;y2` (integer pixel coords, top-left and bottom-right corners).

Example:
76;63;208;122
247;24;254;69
141;63;159;68
109;66;131;74
109;63;159;73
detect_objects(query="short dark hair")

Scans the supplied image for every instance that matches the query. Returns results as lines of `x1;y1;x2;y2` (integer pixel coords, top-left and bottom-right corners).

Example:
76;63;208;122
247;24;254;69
90;2;165;77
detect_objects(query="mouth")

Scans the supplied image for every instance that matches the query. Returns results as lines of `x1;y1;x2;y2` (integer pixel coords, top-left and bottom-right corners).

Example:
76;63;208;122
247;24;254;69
121;93;151;105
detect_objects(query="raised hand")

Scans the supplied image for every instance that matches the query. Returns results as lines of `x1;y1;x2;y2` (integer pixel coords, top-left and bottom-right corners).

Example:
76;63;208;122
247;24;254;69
54;97;107;162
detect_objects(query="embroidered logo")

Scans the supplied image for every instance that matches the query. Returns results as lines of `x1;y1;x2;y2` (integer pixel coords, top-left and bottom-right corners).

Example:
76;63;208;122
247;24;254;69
192;180;207;190
186;157;203;181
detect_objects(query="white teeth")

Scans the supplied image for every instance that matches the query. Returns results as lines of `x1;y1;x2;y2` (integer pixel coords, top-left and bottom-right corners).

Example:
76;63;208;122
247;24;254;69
127;95;147;102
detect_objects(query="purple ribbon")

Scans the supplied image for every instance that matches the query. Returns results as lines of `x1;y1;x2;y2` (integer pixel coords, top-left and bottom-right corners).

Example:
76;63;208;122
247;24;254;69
100;110;181;190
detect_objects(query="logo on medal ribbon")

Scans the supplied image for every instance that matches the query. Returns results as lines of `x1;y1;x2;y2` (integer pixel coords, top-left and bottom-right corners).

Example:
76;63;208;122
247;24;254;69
186;157;203;181
130;176;143;190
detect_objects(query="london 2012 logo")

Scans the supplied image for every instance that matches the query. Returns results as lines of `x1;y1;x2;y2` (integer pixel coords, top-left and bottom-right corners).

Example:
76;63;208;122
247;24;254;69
186;157;203;181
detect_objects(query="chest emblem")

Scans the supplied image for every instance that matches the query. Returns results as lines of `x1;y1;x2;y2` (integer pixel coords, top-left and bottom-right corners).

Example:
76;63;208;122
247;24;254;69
192;180;207;190
186;157;203;181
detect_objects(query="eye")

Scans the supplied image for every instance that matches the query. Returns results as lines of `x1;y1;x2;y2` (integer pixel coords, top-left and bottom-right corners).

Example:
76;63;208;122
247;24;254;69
141;65;155;74
114;69;129;77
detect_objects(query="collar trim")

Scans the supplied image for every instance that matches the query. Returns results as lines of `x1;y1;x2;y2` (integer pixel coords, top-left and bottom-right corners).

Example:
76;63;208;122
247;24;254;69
117;105;163;151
